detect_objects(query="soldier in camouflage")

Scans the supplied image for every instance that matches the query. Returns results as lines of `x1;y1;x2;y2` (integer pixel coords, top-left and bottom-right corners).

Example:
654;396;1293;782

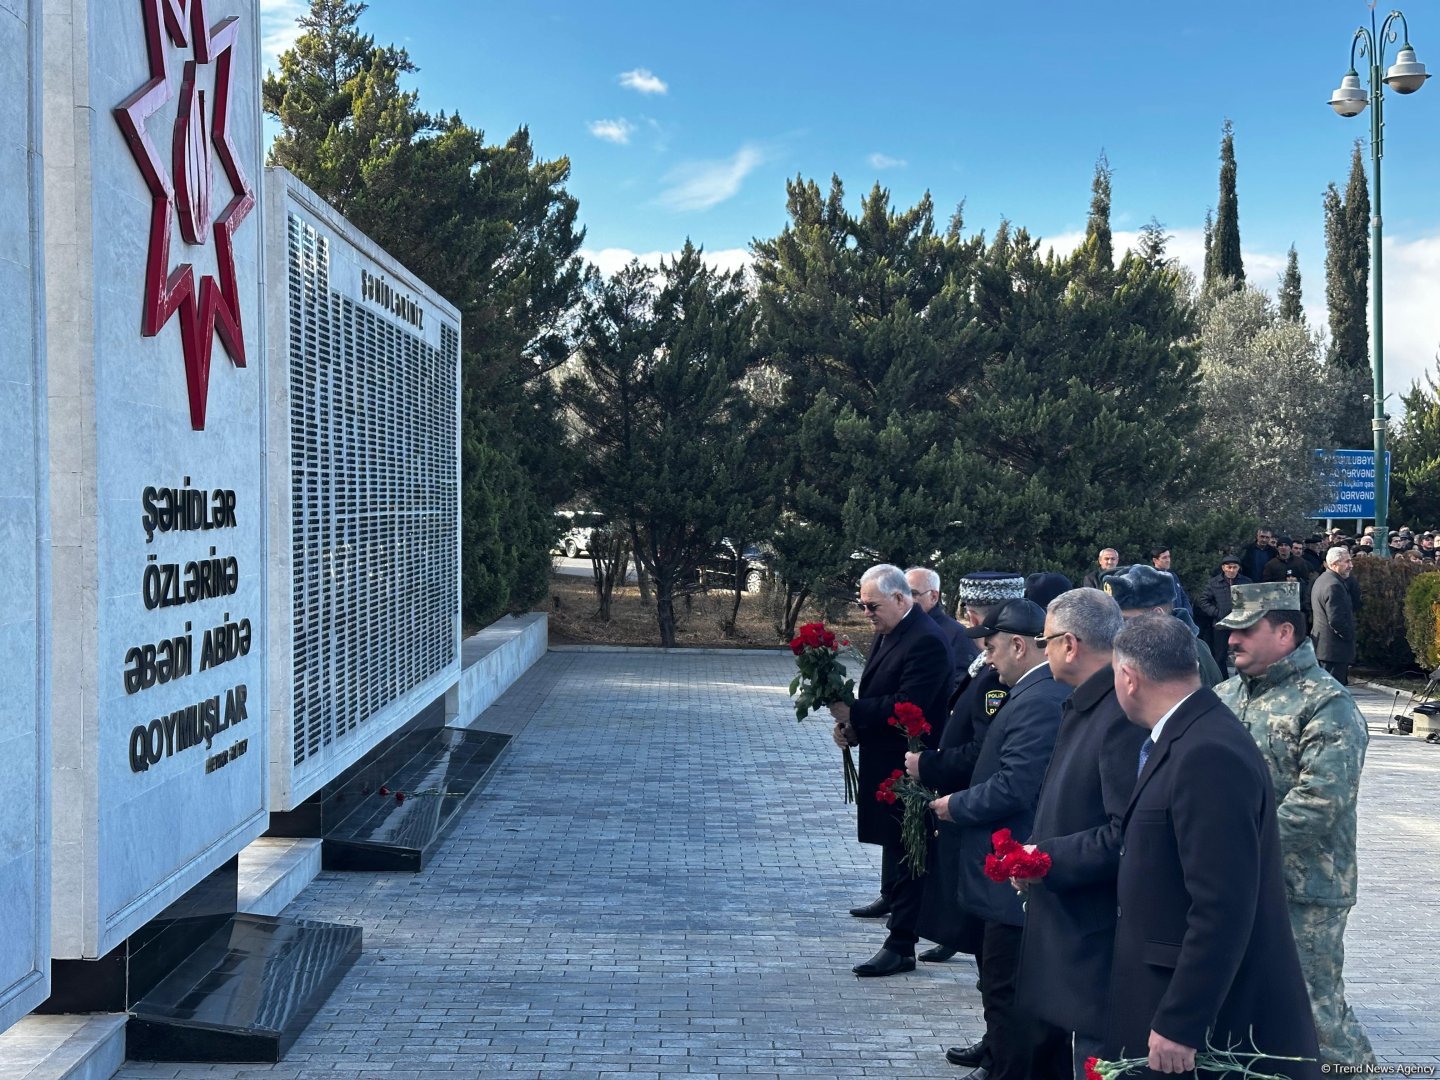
1214;581;1375;1066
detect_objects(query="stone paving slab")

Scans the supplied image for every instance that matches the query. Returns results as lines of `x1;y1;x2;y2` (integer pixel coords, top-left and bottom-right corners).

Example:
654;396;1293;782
115;653;1440;1079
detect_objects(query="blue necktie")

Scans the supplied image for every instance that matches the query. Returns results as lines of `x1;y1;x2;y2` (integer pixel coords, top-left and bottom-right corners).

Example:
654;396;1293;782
1137;736;1155;777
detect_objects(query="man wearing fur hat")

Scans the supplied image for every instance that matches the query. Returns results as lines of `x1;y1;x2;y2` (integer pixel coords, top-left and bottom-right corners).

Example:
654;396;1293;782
1101;564;1224;686
1214;581;1375;1067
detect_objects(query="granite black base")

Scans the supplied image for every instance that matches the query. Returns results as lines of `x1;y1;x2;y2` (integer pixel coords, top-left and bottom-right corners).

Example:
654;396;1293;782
126;913;361;1063
39;858;239;1013
322;727;511;872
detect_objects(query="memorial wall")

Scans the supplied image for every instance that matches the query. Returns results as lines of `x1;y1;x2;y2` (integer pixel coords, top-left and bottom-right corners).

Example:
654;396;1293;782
264;169;462;811
0;0;52;1032
44;0;268;960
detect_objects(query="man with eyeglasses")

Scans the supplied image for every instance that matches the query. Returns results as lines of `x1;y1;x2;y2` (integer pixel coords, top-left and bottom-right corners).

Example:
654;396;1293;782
908;566;978;693
1016;588;1149;1078
925;598;1068;1080
829;564;951;978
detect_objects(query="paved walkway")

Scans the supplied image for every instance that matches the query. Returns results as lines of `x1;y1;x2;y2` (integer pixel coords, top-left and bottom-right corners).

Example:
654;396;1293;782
117;652;1440;1079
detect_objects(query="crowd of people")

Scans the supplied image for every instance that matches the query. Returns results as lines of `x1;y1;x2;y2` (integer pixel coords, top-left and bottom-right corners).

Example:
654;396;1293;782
827;559;1373;1079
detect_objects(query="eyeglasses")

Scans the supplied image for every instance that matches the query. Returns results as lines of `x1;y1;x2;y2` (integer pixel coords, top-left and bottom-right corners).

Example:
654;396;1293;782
1033;631;1079;646
855;601;883;613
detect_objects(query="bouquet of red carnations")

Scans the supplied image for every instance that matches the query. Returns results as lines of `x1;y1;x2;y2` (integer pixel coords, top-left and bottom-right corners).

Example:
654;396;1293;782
788;621;862;801
982;827;1052;884
876;703;939;874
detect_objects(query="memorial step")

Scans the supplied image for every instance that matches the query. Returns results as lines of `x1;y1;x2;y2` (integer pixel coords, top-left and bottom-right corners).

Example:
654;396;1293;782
238;838;322;917
0;1014;126;1080
125;913;360;1063
322;726;511;872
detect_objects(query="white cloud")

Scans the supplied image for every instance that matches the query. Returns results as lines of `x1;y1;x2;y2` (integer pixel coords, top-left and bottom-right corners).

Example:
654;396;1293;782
587;119;635;145
619;68;668;95
582;246;754;279
657;146;764;212
259;0;306;72
868;153;907;170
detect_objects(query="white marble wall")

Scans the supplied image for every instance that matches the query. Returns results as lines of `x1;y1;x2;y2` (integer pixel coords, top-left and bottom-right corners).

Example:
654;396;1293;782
265;170;463;809
44;0;268;958
0;0;51;1033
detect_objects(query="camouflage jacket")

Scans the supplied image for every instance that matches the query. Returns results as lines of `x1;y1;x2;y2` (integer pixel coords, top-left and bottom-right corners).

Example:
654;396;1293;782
1214;639;1368;907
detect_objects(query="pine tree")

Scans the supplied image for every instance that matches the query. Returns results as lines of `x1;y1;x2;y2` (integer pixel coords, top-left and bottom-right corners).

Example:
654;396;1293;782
266;1;587;624
1205;120;1244;289
1392;359;1440;526
1077;152;1113;278
1324;142;1372;448
1278;245;1304;322
752;178;978;632
1136;218;1171;268
563;248;762;647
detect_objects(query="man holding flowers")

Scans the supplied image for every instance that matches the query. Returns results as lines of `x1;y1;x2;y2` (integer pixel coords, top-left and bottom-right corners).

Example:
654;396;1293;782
828;564;950;978
926;597;1068;1080
1016;587;1147;1078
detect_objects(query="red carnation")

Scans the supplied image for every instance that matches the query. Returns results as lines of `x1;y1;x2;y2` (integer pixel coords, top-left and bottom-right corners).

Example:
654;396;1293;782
1010;848;1052;881
991;828;1022;857
790;637;804;655
888;701;931;740
984;853;1011;883
1084;1058;1103;1080
394;791;406;804
378;786;389;797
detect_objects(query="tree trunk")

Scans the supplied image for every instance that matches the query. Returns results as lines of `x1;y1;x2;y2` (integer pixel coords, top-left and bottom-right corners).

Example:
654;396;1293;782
628;520;653;603
655;578;677;648
724;547;744;636
590;531;628;622
781;583;811;639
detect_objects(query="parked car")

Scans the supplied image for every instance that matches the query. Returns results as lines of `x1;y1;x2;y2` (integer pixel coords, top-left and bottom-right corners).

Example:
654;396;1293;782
699;539;775;594
552;510;607;558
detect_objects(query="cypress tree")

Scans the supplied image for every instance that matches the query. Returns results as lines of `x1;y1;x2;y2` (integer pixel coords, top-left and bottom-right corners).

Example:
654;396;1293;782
1278;245;1304;323
1205;120;1244;288
1082;152;1113;273
1324;142;1372;448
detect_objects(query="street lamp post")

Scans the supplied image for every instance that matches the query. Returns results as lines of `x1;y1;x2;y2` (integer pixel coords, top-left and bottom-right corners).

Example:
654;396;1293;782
1330;9;1427;557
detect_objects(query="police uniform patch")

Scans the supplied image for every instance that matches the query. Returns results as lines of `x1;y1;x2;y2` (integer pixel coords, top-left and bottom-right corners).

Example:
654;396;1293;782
985;690;1007;716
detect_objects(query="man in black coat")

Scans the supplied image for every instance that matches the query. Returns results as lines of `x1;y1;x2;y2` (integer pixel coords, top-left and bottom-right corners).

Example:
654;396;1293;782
908;565;979;692
1016;588;1147;1079
1106;615;1319;1077
928;598;1069;1080
1311;547;1357;685
829;563;951;977
1195;555;1252;676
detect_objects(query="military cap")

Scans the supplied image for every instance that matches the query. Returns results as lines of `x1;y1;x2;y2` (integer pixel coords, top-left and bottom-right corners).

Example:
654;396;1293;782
1216;580;1301;630
1025;571;1072;609
956;571;1025;604
1101;563;1176;611
964;597;1047;639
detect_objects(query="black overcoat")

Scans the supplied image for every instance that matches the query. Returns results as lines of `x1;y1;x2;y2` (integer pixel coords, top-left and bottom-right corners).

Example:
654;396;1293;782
850;606;950;847
914;663;1007;952
928;605;979;691
947;664;1067;927
1017;665;1148;1037
1106;688;1320;1077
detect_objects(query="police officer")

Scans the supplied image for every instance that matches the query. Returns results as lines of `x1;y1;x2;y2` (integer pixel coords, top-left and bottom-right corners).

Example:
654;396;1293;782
1214;581;1375;1067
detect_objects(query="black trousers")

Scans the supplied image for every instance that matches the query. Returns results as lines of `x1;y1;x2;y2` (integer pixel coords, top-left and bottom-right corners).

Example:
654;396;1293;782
879;843;923;953
979;921;1053;1080
1320;659;1350;685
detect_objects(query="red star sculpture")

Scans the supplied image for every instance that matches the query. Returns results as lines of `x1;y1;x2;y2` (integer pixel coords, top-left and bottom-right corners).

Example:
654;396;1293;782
114;0;255;431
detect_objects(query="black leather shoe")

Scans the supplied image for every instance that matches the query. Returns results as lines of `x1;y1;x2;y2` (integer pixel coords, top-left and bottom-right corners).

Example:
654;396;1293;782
848;896;892;918
918;945;957;962
944;1039;988;1067
851;947;916;977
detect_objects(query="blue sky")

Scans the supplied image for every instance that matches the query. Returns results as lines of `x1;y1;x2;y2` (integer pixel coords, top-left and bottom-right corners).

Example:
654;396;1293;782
260;0;1440;398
